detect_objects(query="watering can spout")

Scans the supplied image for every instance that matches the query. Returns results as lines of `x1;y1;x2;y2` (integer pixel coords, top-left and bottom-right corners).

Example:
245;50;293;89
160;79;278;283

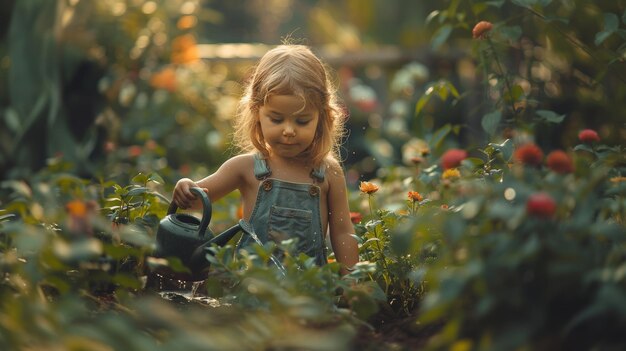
188;220;248;273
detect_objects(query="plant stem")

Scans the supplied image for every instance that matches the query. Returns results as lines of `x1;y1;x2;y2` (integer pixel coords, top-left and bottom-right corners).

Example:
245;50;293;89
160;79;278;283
486;37;517;116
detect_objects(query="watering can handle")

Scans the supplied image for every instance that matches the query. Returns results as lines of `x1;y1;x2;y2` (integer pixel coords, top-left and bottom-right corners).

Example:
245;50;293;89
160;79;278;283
167;187;212;237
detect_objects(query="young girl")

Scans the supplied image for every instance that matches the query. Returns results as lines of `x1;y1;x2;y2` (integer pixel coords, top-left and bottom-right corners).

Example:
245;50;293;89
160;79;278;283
172;44;358;274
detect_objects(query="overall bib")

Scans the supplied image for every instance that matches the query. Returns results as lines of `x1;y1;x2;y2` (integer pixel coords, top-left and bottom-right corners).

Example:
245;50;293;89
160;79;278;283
238;153;327;266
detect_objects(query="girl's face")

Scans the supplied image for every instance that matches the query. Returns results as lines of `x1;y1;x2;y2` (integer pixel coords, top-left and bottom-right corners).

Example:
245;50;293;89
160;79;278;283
258;94;320;161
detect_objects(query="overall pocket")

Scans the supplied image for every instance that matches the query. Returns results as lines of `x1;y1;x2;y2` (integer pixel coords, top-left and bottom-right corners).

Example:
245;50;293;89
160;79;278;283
267;205;315;255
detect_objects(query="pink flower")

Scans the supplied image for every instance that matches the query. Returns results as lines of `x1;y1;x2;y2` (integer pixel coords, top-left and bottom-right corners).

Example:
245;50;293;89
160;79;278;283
578;129;600;143
441;149;468;170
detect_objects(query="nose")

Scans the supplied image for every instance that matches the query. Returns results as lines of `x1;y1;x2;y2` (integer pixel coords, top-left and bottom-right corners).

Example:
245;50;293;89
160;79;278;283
282;124;295;137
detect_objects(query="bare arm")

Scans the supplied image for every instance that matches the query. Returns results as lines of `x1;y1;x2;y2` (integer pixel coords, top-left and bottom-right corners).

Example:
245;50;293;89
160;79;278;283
172;154;252;210
326;160;359;275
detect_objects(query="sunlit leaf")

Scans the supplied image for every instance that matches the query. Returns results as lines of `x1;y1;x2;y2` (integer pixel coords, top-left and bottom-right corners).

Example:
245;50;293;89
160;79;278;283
535;109;565;123
481;111;501;136
127;187;148;197
131;173;148;184
431;24;453;49
148;172;165;184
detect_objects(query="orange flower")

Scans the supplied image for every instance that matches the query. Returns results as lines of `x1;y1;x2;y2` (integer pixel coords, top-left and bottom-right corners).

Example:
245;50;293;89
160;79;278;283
441;149;468;170
441;204;449;210
407;191;423;202
578;129;600;143
546;150;574;174
610;177;626;183
171;34;199;64
236;204;244;219
359;181;379;194
514;143;543;166
66;200;87;218
150;67;177;92
526;192;556;218
65;200;98;236
176;15;197;30
350;212;362;224
472;21;493;39
442;168;461;180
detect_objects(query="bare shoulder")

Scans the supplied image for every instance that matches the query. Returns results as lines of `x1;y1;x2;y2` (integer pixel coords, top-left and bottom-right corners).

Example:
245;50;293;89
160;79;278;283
323;156;347;188
324;156;345;178
220;153;254;174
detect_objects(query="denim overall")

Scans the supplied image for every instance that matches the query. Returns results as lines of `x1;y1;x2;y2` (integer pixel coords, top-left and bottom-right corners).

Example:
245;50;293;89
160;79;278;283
238;153;327;266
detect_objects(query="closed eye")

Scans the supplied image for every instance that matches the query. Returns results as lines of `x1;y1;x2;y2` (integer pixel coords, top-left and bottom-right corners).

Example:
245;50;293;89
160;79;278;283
296;119;311;126
269;117;283;124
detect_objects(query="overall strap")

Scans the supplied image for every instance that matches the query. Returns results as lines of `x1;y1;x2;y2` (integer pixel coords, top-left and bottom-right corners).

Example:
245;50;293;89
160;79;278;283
253;153;272;180
310;163;326;183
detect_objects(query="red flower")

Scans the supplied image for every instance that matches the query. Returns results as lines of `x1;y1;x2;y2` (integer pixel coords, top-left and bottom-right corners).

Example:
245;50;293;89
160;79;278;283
472;21;493;39
350;212;362;224
578;129;600;143
526;192;556;218
514;143;544;166
441;149;468;170
128;145;143;158
546;150;574;174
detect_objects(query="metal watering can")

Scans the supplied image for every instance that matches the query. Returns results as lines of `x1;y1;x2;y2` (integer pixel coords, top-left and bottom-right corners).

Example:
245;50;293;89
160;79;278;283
154;187;249;281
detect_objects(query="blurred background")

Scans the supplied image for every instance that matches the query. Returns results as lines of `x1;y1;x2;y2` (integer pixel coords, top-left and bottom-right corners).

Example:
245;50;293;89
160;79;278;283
1;0;624;187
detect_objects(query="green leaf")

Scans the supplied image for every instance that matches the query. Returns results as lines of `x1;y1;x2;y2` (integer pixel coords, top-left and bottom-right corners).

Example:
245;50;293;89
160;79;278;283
414;94;430;116
504;84;524;103
595;31;613;46
131;173;148;184
535;109;566;123
485;0;505;8
148;172;165;184
429;124;452;150
595;13;619;46
481;111;502;136
573;144;594;153
445;80;460;98
499;25;522;42
431;24;453;49
604;13;620;32
127;187;148;197
425;11;439;25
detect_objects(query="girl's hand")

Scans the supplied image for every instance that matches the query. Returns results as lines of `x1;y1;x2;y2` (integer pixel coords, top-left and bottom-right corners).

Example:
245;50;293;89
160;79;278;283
172;178;207;209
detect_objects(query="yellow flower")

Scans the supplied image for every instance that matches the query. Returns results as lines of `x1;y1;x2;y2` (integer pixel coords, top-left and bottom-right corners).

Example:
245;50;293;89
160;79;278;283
407;191;423;202
451;339;473;351
442;168;461;180
359;181;379;194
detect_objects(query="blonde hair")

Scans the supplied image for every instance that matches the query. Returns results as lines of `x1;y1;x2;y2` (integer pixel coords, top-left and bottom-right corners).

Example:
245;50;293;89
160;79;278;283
232;44;346;166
